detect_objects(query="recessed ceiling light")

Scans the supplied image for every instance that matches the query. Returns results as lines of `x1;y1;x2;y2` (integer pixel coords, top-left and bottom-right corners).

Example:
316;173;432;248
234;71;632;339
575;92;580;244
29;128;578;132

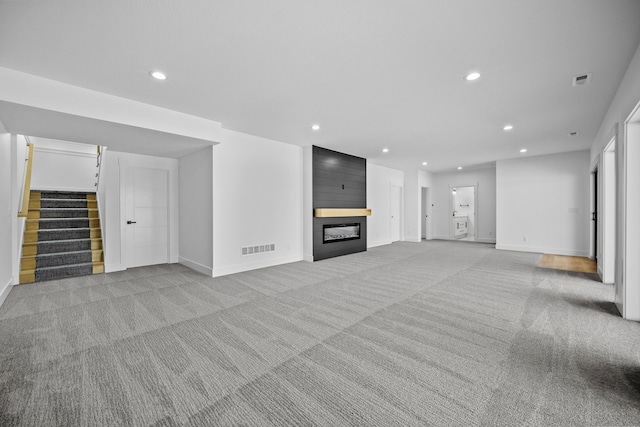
457;166;463;170
503;125;513;131
422;162;427;166
465;72;481;81
382;148;389;153
311;124;320;131
520;148;527;153
149;71;167;80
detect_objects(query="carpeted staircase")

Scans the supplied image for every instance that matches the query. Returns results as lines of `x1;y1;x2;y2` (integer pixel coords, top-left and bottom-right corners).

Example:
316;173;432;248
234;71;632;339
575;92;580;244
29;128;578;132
20;191;104;284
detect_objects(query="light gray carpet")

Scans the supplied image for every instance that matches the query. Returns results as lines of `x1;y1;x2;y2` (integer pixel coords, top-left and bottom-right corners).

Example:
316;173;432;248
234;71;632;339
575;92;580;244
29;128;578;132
1;241;639;426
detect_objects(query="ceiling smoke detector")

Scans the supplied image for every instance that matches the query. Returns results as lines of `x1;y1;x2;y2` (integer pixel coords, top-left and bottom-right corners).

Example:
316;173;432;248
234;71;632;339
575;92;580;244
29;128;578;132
572;73;592;87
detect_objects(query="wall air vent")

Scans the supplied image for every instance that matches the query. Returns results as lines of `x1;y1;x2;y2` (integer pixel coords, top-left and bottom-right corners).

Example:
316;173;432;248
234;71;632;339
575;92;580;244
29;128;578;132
241;244;275;256
572;73;592;87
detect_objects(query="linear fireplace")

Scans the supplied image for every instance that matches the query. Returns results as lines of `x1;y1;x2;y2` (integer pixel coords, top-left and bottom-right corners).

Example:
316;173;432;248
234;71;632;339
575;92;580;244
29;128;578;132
323;223;361;244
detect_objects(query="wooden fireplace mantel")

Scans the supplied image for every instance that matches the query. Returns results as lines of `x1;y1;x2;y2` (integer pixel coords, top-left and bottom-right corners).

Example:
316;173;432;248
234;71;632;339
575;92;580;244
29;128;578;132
314;208;372;218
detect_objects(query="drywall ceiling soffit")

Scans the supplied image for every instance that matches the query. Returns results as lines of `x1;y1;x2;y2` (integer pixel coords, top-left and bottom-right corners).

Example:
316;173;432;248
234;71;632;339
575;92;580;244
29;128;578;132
1;1;640;171
0;101;215;158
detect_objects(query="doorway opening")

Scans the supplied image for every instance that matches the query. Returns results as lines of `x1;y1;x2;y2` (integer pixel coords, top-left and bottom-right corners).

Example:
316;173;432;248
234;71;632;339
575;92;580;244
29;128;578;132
601;137;616;284
421;187;432;240
591;165;598;262
450;185;477;241
390;184;402;242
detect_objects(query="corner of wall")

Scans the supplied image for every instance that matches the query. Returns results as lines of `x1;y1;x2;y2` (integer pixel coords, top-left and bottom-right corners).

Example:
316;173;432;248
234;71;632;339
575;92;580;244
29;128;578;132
179;256;213;277
303;146;313;260
0;277;13;308
105;263;125;273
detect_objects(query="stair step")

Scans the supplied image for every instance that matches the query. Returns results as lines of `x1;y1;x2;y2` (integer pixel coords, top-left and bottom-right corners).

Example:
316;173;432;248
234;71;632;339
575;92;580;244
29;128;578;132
22;238;103;255
39;191;94;200
29;208;99;219
20;262;104;283
36;263;94;282
21;249;103;269
26;218;99;230
36;250;93;268
41;200;89;209
21;191;103;284
24;228;101;243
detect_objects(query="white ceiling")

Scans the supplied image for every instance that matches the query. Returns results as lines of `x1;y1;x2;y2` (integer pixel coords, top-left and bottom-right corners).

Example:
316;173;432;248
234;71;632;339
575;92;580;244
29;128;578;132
0;101;215;158
1;1;639;171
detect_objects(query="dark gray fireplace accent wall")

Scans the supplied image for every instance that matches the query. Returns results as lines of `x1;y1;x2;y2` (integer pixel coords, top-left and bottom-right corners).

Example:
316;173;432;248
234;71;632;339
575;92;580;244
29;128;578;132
313;146;367;261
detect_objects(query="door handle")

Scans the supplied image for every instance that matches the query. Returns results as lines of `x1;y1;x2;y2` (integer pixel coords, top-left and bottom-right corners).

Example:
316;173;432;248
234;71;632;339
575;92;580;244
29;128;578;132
127;220;137;224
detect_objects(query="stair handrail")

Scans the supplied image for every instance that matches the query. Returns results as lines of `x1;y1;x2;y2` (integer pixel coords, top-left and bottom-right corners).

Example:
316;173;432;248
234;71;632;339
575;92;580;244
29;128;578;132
95;145;107;265
95;145;102;189
17;137;34;217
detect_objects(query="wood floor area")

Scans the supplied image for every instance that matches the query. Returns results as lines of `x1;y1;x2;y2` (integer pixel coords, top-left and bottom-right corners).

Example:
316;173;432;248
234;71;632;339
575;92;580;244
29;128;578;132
538;254;597;273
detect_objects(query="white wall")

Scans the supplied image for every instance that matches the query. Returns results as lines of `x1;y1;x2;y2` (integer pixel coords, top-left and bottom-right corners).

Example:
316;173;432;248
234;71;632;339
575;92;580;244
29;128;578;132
367;162;404;247
30;137;97;192
14;135;28;215
590;42;640;319
624;119;640;320
212;129;302;277
591;43;640;164
431;167;496;242
497;151;590;256
402;169;420;242
0;67;222;144
179;147;214;276
102;151;179;272
0;131;13;306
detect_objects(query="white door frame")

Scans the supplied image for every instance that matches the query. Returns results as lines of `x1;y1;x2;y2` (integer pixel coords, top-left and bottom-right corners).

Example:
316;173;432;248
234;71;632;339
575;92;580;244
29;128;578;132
589;158;599;261
390;184;403;242
116;156;178;271
421;186;432;240
618;100;640;320
124;165;169;268
600;135;616;284
449;183;478;240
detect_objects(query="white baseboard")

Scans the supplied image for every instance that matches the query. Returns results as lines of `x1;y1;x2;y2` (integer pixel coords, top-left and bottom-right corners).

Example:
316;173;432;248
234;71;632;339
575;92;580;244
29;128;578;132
105;263;125;273
179;256;213;277
212;255;303;278
428;235;496;244
0;277;14;308
367;239;392;249
403;237;422;243
303;254;314;262
495;244;589;257
432;234;450;240
475;238;497;244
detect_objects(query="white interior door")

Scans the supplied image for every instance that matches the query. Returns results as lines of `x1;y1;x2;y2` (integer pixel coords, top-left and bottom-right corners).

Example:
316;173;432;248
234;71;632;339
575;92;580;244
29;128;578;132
125;166;169;268
425;187;433;240
390;185;401;242
421;187;427;239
